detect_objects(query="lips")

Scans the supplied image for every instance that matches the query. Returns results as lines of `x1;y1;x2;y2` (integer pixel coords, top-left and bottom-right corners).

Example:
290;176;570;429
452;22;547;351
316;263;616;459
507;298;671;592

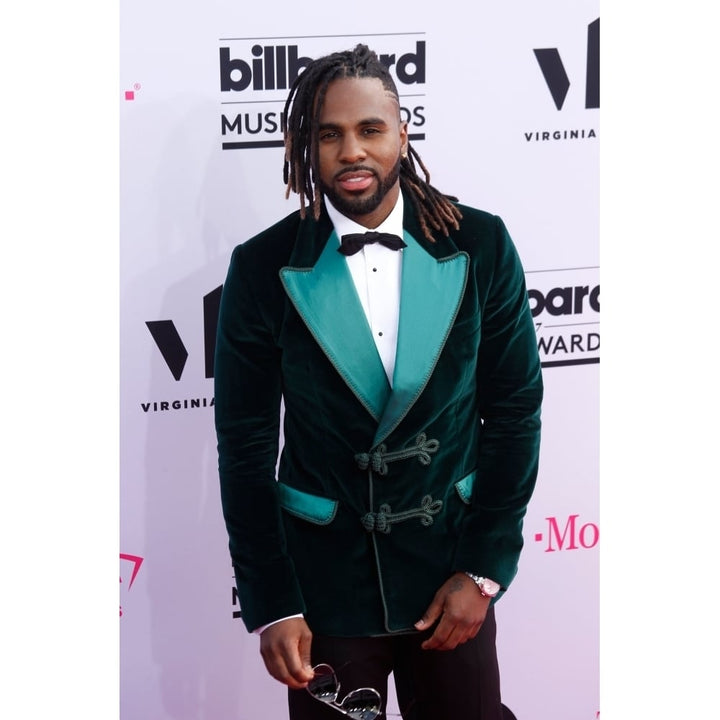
335;169;376;193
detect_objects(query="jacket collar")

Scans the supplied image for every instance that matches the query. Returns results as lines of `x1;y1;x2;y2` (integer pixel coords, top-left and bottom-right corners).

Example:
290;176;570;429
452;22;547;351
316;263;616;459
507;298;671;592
280;192;468;447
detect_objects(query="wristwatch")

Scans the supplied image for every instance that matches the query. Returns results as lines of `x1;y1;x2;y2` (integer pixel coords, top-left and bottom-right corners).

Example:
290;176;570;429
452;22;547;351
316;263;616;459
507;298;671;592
464;573;501;598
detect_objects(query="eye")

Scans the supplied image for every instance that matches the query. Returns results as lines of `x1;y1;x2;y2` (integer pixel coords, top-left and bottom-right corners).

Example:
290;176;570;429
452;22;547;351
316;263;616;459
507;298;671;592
319;130;339;141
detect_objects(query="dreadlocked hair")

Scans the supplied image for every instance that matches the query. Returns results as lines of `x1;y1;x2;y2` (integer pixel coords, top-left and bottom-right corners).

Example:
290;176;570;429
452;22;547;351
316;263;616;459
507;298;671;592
282;43;462;242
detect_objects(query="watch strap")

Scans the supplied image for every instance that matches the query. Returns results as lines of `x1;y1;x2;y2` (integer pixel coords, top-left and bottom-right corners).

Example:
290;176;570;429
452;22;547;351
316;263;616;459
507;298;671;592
464;572;500;598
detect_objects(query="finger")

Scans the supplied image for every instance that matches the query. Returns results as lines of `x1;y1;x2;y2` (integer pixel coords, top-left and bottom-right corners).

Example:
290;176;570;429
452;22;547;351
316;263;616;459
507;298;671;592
423;627;463;651
421;617;455;650
260;647;295;687
260;619;315;688
421;613;480;651
414;597;443;631
264;652;310;690
467;620;483;640
284;630;314;687
261;636;312;689
299;629;314;676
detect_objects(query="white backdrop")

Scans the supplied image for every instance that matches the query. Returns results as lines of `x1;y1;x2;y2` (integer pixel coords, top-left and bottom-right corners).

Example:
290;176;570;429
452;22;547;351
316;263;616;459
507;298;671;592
120;2;599;719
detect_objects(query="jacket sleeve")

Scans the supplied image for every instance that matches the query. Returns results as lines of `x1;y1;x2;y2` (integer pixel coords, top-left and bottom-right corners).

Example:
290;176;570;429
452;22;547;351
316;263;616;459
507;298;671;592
452;215;543;595
214;242;305;632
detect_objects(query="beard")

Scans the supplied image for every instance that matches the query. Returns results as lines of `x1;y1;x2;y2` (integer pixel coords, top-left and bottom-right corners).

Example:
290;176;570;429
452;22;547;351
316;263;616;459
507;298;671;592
319;158;402;219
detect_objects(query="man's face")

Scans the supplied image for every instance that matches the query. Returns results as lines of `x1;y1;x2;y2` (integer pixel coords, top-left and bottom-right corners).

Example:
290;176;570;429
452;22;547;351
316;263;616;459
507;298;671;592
316;77;408;228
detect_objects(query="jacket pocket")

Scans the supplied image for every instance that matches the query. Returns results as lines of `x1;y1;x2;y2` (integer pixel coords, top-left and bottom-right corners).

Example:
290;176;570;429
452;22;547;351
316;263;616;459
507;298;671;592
277;482;338;525
454;470;476;505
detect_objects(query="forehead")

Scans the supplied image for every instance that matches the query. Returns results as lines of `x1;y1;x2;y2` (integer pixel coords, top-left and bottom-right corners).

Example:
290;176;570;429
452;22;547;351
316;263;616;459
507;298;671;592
317;76;400;124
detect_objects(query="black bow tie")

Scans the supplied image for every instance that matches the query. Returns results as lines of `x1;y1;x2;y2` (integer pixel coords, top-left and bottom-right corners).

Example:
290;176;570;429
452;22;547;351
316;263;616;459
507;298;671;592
338;231;407;256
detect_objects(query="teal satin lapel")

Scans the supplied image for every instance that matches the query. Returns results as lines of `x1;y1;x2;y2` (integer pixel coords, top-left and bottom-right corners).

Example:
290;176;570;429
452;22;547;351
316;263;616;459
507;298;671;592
280;232;391;421
373;232;469;446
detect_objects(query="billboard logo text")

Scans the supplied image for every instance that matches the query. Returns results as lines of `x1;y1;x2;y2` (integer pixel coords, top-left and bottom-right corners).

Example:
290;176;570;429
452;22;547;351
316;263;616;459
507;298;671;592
220;41;426;93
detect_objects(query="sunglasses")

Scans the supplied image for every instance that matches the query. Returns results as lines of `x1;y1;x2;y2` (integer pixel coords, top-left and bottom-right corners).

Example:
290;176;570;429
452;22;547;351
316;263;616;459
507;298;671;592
306;663;383;720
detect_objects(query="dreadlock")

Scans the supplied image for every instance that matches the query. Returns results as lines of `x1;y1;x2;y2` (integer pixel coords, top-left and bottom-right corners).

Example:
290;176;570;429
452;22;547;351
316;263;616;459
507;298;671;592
282;44;462;242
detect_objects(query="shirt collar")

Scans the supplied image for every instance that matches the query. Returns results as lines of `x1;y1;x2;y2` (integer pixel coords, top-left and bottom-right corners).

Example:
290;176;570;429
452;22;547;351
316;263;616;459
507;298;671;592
325;192;404;243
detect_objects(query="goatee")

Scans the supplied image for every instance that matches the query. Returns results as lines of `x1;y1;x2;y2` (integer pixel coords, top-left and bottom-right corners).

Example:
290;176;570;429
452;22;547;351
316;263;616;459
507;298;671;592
320;158;401;220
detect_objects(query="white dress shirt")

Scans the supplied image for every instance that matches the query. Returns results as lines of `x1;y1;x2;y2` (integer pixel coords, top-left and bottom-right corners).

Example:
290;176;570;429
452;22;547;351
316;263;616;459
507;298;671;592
325;194;404;386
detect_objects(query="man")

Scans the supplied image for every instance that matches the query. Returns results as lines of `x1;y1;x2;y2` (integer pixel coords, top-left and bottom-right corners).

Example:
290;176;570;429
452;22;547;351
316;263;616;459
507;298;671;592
215;44;542;720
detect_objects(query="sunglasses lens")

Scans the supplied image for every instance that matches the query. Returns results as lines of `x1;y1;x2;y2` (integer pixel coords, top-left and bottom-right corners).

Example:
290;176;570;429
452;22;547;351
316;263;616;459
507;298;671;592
308;664;338;702
338;688;382;720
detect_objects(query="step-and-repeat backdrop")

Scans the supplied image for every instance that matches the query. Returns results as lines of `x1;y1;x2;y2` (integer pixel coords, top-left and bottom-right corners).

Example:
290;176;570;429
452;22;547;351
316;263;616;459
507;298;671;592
120;2;599;718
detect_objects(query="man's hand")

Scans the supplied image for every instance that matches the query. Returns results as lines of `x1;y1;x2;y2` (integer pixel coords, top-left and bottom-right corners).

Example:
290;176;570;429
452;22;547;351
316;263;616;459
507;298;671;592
414;572;491;650
259;617;315;688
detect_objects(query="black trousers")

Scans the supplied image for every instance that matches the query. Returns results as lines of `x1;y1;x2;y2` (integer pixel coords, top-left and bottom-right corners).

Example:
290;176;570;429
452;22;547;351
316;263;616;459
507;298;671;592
288;606;503;720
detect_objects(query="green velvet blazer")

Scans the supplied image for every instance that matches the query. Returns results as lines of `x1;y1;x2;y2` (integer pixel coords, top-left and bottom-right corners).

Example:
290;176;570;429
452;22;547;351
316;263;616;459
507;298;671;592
215;193;543;637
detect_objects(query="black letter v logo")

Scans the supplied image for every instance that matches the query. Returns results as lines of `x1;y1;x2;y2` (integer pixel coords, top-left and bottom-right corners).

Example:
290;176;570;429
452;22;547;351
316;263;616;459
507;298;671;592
533;49;570;110
146;321;188;381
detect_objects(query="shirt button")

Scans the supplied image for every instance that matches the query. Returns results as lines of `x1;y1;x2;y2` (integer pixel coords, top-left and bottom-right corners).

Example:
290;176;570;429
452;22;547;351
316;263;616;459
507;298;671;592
378;331;383;337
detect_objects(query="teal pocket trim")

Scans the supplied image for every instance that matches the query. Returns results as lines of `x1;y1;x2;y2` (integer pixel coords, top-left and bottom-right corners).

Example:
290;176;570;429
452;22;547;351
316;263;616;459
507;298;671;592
454;470;476;505
277;483;338;525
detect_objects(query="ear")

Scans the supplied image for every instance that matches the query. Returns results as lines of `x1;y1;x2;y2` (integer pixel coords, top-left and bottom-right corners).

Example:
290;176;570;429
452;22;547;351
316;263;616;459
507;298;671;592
399;121;409;157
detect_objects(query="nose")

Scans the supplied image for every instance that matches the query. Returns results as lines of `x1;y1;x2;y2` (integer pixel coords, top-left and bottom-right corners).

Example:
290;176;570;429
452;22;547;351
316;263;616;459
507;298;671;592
338;133;366;164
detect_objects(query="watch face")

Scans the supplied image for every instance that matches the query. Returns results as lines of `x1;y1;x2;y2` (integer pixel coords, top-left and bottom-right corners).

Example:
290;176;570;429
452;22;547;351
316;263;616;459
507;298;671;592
482;579;501;596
